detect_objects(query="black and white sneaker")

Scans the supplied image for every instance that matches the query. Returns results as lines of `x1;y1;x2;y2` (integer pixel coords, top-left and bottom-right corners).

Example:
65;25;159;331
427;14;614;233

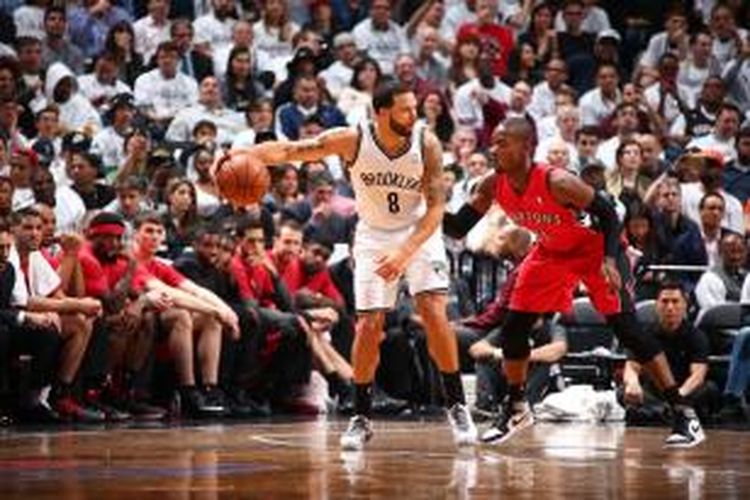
447;403;478;446
340;415;373;451
665;406;705;448
481;400;533;444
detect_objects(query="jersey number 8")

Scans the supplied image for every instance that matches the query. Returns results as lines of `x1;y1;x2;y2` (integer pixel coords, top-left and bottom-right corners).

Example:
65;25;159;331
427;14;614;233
387;192;400;214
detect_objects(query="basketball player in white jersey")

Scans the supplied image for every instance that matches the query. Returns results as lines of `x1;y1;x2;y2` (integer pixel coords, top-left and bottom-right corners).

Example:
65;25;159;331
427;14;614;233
223;81;477;450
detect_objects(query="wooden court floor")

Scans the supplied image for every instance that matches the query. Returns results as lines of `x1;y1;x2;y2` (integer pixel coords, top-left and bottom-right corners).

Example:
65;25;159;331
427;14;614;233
0;418;748;499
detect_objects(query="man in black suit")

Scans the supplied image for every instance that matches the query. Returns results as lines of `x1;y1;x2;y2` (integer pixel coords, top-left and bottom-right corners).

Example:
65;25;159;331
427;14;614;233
170;18;214;83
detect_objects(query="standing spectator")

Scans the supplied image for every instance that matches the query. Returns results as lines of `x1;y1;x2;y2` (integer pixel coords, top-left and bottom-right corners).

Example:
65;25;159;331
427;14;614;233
554;0;595;80
193;0;237;58
133;41;199;130
39;6;85;74
67;0;131;59
104;21;145;87
43;62;102;134
620;281;718;424
723;126;750;204
456;0;514;78
133;0;171;63
352;0;409;75
170;19;214;84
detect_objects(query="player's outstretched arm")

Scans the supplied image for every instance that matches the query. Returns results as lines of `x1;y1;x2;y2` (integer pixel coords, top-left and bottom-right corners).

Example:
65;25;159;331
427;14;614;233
443;172;496;239
230;127;360;166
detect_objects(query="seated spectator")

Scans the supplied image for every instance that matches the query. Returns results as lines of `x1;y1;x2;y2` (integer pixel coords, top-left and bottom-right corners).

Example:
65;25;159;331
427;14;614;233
275;74;346;140
453;49;511;134
456;0;514;78
30;164;85;234
133;0;172;63
722;30;750;114
554;0;596;85
528;58;569;122
686;103;741;165
103;176;149;243
170;18;214;84
337;56;381;127
166;75;245;145
352;0;408;75
282;170;356;244
620;281;718;424
596;103;641;171
190;146;224;219
133;41;199;130
10;207;105;422
40;6;85;75
160;178;200;260
9;148;38;211
320;32;358;102
0;222;61;422
231;97;275;148
68;152;115;211
534;104;579;165
91;93;137;178
77;52;132;113
253;0;299;81
606;139;651;205
696;192;734;268
723;126;750;205
263;164;304;225
222;46;261;113
213;19;253;84
574;126;600;169
193;0;237;59
676;28;721;110
623;203;667;300
43;62;102;134
67;0;130;59
681;150;745;235
695;232;747;310
0;175;12;219
131;212;239;417
104;21;146;88
579;63;621;128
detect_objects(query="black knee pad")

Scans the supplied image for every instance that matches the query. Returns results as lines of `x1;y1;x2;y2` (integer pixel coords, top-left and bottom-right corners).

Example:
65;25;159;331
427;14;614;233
499;311;538;360
607;312;662;363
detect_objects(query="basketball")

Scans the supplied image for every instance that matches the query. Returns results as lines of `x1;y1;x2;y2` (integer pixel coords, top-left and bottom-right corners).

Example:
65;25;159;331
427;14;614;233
214;153;271;206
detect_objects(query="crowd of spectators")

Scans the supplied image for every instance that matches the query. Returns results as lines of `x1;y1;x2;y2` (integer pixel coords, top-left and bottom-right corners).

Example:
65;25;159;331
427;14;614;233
0;0;749;427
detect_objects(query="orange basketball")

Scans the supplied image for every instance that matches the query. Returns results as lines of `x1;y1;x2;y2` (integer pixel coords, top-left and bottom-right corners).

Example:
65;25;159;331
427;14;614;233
214;153;271;206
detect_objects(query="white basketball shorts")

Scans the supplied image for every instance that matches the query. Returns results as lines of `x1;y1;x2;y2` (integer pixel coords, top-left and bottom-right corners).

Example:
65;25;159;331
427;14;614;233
353;222;450;311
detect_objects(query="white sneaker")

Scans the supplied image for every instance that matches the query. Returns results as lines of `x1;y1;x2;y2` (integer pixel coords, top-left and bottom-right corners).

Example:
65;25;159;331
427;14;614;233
665;407;705;448
481;401;533;444
447;403;478;446
340;415;373;451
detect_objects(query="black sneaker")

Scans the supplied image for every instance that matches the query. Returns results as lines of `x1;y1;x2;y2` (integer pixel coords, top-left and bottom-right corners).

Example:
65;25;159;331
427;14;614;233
340;415;373;451
123;398;167;421
227;389;271;418
716;396;750;425
665;406;705;448
179;386;227;419
203;386;229;416
84;389;131;423
481;400;533;444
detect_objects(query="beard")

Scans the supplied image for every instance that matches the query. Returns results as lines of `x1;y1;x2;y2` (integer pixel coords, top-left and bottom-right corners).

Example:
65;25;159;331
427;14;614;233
389;116;412;138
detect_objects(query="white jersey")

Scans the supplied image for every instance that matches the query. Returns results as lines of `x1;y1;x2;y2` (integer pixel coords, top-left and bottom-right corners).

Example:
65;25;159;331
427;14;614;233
349;121;427;231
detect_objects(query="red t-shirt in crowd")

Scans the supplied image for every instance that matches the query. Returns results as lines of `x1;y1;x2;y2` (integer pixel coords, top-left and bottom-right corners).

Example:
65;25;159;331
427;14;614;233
78;244;151;298
273;254;344;307
457;23;514;76
229;254;277;308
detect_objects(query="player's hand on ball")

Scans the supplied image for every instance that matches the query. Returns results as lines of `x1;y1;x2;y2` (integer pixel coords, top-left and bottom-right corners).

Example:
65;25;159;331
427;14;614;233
602;257;622;292
374;249;409;282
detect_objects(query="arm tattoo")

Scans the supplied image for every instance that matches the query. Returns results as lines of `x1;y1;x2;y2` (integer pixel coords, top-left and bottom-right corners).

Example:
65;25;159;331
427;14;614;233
423;136;445;207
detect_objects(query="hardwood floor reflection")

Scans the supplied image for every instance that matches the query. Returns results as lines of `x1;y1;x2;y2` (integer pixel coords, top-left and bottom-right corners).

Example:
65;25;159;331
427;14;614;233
0;419;748;499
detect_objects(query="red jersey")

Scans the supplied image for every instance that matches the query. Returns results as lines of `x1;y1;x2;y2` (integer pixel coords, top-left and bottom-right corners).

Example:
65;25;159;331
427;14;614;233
140;258;186;288
229;254;277;308
495;164;600;253
274;254;344;307
78;244;150;297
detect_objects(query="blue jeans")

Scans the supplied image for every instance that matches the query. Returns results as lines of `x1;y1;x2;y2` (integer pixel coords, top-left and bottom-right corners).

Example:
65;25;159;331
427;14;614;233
725;327;750;398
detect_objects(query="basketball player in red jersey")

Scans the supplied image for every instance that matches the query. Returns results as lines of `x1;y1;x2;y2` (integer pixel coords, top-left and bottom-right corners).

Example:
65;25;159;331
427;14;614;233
444;118;705;448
